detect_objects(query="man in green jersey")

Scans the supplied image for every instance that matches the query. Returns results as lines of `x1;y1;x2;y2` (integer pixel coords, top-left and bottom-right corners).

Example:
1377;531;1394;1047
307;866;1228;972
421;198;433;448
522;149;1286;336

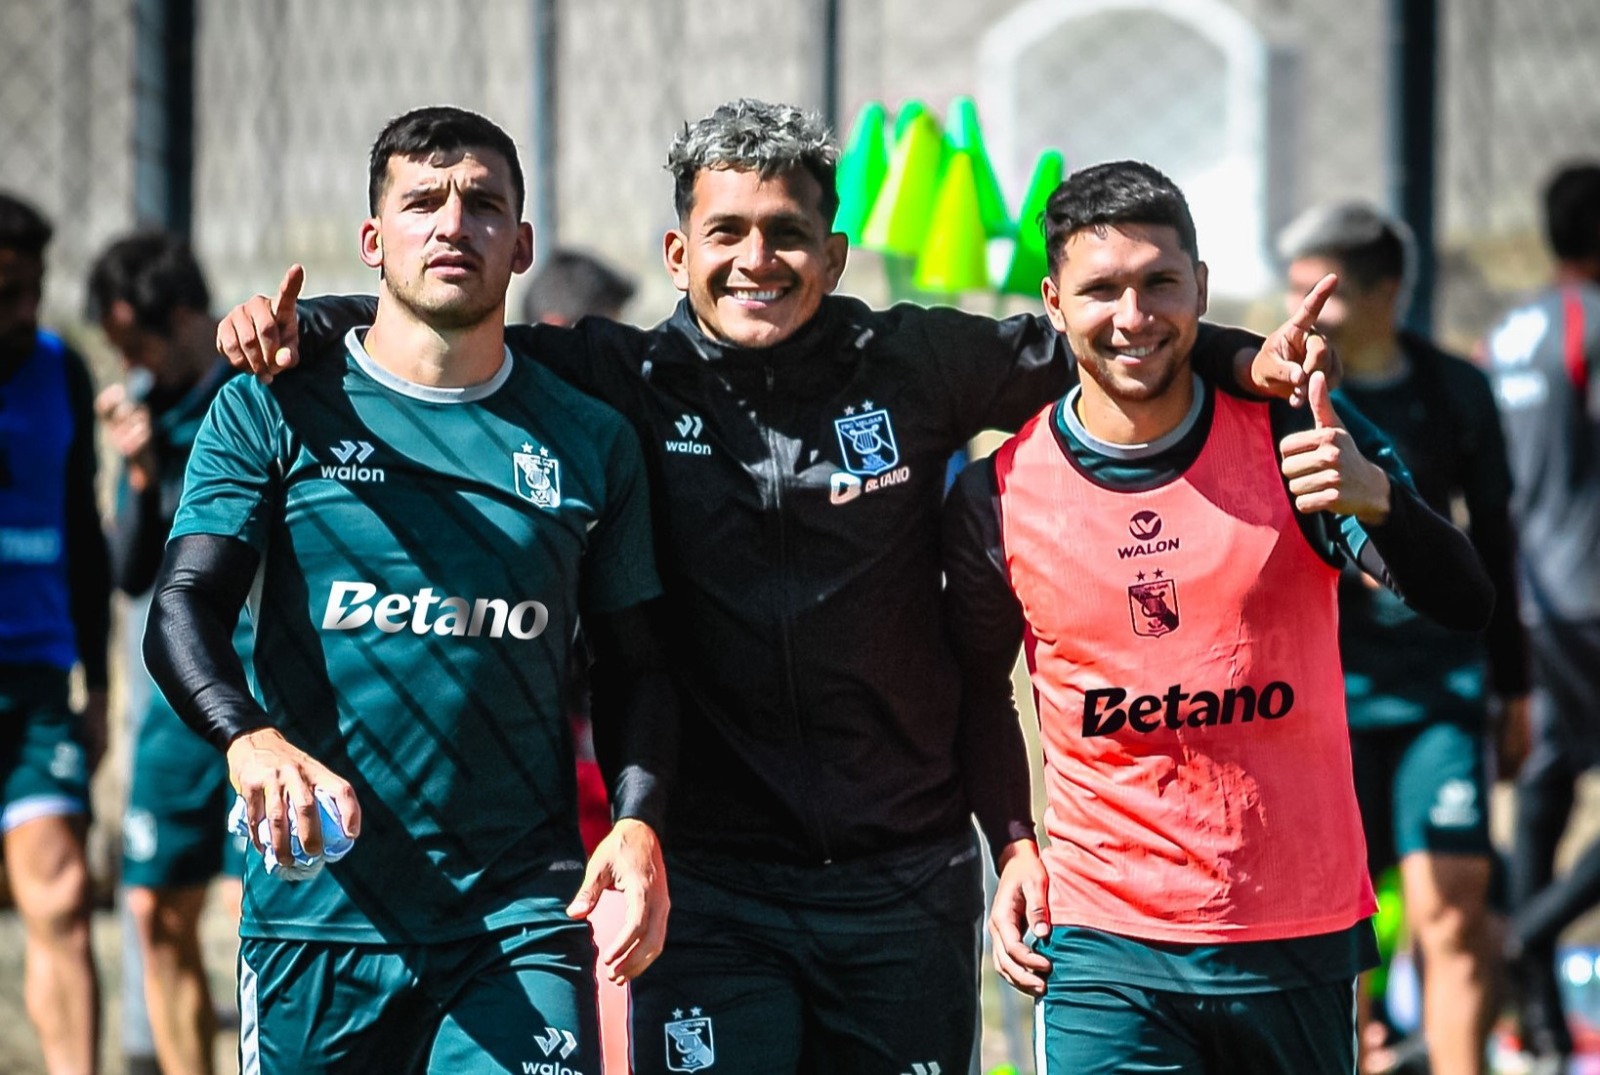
143;106;674;1075
89;230;251;1075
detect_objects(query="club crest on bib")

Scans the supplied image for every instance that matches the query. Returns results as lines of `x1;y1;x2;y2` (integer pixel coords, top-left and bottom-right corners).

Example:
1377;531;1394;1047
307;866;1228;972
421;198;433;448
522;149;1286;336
664;1009;715;1072
1128;578;1180;637
514;442;561;509
834;404;900;477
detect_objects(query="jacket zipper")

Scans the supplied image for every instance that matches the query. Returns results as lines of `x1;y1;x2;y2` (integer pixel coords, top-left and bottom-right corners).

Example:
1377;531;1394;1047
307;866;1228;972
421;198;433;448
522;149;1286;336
765;363;833;863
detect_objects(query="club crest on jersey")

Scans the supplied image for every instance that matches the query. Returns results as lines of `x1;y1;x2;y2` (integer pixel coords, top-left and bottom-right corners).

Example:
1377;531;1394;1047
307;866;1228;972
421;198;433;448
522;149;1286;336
834;406;899;476
1128;578;1179;637
514;442;561;509
664;1010;714;1072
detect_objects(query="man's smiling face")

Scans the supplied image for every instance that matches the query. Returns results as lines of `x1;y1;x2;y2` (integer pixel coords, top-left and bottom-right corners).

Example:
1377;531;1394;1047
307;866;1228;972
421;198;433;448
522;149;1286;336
665;165;847;350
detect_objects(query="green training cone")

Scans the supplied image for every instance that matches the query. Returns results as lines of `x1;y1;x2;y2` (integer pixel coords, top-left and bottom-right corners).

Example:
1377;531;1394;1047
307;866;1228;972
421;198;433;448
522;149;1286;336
945;96;1013;239
999;148;1066;297
913;151;991;294
835;102;890;245
860;112;945;256
893;99;930;143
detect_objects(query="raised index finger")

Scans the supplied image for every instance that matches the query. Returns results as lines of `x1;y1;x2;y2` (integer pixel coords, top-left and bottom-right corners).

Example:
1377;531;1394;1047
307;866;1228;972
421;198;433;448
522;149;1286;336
1288;272;1338;333
272;264;306;324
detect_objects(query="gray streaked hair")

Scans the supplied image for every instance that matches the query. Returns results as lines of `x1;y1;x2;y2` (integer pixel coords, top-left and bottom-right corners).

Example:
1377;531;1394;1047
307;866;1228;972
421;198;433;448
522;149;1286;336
666;98;841;226
1276;200;1417;310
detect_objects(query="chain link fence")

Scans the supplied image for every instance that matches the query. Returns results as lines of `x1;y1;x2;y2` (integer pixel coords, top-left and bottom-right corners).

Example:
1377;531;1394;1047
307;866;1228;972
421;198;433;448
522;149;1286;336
5;0;1597;346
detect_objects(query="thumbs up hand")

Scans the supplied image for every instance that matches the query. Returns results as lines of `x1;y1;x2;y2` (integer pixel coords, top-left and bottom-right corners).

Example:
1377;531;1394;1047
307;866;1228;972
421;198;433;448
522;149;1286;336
1278;371;1393;523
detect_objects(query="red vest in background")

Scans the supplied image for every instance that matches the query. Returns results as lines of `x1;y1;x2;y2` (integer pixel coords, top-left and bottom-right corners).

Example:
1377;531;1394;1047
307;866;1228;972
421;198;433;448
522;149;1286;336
994;391;1375;944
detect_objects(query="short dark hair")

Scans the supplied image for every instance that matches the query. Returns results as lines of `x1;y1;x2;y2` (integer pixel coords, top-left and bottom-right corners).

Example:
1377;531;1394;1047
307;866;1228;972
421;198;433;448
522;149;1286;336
0;192;53;257
368;105;525;216
522;248;636;324
1544;162;1600;263
1043;161;1198;277
666;99;840;226
1275;200;1412;292
85;231;211;331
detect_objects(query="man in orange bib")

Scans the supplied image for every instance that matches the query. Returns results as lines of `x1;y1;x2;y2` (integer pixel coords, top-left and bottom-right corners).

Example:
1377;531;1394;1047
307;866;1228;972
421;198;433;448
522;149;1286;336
943;161;1495;1075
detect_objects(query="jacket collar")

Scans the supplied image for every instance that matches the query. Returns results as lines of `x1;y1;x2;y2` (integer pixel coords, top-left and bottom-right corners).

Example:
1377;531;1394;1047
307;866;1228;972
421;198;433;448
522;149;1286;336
661;296;873;368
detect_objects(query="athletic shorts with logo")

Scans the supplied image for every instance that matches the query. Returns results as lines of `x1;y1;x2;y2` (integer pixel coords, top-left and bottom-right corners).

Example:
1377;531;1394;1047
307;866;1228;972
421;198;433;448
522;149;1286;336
1351;717;1493;869
632;832;982;1075
238;918;598;1075
1;663;89;833
122;686;245;888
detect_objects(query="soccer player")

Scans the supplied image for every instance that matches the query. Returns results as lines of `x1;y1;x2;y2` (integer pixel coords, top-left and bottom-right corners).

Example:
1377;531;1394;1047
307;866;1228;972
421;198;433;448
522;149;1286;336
1489;161;1600;1070
142;106;673;1074
214;100;1334;1074
0;190;109;1075
88;231;252;1075
943;161;1495;1075
1276;202;1527;1075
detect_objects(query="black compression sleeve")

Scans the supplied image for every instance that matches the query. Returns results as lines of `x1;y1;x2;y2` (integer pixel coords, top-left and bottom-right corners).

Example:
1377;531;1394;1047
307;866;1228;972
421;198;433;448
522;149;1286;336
1357;481;1495;633
144;533;270;752
942;461;1038;864
109;479;168;596
585;600;678;834
62;347;111;689
296;295;379;356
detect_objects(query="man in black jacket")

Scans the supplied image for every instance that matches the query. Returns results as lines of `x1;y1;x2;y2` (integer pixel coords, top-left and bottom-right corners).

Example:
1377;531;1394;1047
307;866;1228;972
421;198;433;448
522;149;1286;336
217;99;1333;1075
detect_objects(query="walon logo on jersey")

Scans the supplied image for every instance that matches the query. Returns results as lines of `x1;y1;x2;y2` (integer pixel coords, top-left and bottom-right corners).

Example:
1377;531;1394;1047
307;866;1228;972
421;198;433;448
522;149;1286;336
1082;680;1296;737
322;581;549;639
666;413;711;456
322;440;385;483
1118;509;1178;559
514;443;561;509
664;1008;715;1072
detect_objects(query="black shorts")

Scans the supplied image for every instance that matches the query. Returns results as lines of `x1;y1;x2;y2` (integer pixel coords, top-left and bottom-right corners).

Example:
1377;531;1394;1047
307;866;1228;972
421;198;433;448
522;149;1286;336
632;833;983;1075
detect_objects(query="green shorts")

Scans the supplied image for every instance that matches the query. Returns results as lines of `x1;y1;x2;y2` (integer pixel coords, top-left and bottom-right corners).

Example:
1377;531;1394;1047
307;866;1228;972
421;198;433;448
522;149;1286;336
123;685;244;888
237;919;598;1075
1;663;89;834
1350;718;1492;867
1035;976;1358;1075
632;835;983;1075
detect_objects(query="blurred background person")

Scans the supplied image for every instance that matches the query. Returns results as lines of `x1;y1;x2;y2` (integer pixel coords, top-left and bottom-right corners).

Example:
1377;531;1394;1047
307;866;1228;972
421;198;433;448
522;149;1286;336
1489;161;1600;1075
0;189;108;1075
1279;201;1528;1075
87;231;245;1075
521;247;637;328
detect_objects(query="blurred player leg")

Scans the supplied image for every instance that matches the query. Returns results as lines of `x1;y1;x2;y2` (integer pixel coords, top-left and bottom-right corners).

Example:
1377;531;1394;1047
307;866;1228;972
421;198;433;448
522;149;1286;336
5;812;99;1075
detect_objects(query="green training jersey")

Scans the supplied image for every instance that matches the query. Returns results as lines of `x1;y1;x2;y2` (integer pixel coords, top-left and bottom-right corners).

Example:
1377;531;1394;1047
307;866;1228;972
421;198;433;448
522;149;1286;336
172;328;660;943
